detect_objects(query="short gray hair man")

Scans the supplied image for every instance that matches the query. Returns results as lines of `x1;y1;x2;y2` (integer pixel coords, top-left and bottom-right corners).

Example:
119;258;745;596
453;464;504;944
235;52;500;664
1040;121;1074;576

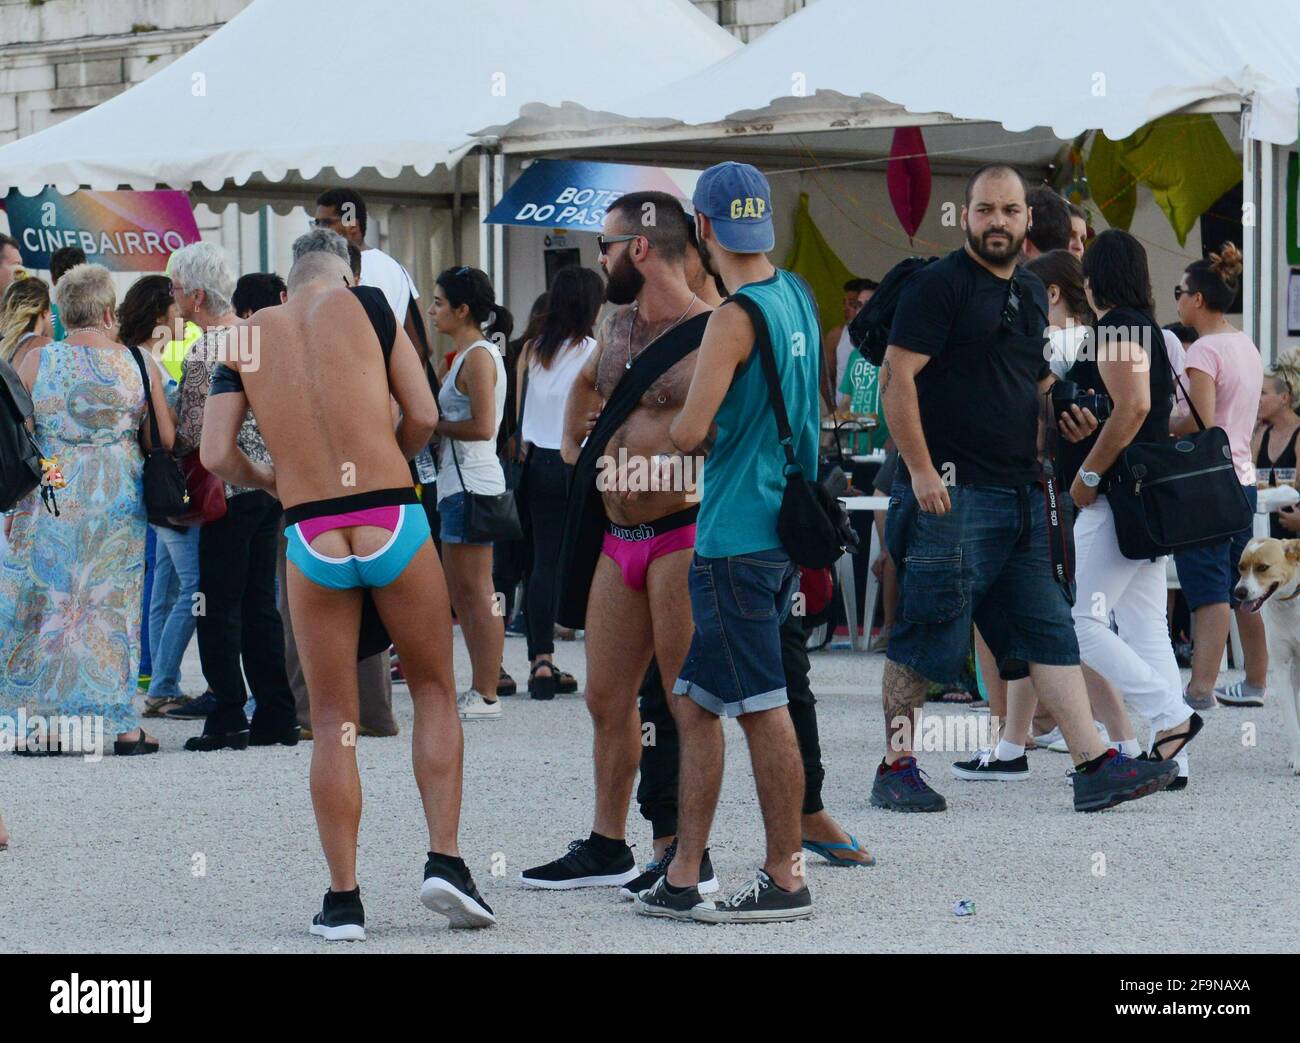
291;228;350;264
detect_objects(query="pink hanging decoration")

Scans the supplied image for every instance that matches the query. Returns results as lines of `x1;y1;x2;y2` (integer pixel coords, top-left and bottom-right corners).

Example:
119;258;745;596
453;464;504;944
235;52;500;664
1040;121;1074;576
887;126;932;241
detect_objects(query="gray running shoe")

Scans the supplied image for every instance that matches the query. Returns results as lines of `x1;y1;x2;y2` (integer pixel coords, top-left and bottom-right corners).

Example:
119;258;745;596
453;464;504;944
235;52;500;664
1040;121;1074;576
1184;686;1217;711
1215;681;1265;707
692;870;813;924
634;875;705;921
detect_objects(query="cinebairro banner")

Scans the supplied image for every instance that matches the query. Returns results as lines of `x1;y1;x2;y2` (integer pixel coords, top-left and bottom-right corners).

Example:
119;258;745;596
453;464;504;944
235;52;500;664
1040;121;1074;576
3;188;201;272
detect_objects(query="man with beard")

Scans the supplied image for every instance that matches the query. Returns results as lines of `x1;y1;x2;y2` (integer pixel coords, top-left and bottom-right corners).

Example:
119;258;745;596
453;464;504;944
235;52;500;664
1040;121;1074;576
870;164;1177;814
519;192;715;890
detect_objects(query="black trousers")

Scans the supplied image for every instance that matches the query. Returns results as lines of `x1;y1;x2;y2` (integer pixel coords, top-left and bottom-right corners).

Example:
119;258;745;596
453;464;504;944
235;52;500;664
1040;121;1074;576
492;459;528;620
637;611;825;838
523;448;569;659
196;490;295;734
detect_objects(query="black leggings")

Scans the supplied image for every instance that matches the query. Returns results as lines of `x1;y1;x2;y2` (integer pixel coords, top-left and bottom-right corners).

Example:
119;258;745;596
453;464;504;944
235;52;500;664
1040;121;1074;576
523;448;569;660
637;611;825;838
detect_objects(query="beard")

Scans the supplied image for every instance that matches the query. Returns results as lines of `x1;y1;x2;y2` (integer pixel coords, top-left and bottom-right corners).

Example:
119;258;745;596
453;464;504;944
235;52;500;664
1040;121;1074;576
604;251;645;305
967;226;1025;264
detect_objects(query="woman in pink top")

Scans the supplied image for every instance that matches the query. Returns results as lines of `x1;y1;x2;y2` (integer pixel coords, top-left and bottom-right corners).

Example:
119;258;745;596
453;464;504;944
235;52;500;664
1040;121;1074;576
1171;242;1267;711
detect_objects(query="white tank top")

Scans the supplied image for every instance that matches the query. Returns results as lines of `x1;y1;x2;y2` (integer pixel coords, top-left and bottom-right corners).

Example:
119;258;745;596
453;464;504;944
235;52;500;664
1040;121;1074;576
436;339;507;501
522;336;597;450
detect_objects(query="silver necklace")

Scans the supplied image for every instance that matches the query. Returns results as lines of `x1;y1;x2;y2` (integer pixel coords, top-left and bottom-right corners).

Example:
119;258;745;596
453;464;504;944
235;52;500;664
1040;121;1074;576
626;293;698;369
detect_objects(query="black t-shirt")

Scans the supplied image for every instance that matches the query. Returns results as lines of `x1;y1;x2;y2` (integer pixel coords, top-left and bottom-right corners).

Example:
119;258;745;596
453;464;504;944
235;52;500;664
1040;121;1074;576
1058;306;1173;489
888;247;1049;487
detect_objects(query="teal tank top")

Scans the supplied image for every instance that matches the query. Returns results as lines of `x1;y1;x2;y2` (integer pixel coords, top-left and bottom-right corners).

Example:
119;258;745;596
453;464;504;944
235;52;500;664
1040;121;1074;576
696;269;821;558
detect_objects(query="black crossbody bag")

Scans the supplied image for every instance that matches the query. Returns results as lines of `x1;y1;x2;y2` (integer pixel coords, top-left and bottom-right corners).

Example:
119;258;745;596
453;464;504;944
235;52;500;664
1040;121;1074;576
129;346;190;523
449;438;523;542
752;320;858;568
1105;350;1251;560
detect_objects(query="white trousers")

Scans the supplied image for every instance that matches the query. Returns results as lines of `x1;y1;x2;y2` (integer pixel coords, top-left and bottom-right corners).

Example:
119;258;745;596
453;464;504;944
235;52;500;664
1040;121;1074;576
1072;500;1193;736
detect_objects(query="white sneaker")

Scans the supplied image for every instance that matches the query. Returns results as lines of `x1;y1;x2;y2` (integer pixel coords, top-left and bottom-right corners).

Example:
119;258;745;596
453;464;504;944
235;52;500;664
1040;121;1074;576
1034;726;1064;750
1047;721;1109;753
458;689;502;721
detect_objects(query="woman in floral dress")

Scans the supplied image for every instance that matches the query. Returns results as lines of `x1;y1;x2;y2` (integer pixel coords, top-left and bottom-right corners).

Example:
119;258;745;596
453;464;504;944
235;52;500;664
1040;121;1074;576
0;264;174;754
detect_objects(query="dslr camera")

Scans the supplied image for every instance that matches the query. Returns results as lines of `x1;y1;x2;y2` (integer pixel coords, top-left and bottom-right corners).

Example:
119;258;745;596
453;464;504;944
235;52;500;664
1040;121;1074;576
1051;381;1112;425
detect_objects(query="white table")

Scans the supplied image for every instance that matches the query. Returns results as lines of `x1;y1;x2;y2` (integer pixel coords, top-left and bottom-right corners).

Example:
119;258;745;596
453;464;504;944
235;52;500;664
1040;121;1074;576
836;495;890;651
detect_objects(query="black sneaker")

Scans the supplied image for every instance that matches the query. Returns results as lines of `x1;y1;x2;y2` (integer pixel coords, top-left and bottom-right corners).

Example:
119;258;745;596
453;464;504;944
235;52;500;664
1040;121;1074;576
619;840;719;900
420;853;496;928
520;836;636;889
1072;749;1178;811
248;722;301;747
162;690;220;720
951;749;1029;781
691;870;813;924
634;875;706;920
870;756;947;812
309;887;365;941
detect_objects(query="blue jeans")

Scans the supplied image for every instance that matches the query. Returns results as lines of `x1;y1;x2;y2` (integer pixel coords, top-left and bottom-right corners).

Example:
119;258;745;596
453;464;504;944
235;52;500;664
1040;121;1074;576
673;548;800;717
885;481;1079;683
148;524;200;698
140;526;156;677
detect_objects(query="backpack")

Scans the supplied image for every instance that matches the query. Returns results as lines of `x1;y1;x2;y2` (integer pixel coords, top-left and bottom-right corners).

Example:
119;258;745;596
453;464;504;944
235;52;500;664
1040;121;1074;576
848;255;939;365
0;355;42;512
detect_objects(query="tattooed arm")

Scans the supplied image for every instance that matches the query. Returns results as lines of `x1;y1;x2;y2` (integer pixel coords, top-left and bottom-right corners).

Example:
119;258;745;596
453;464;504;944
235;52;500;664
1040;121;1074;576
561;309;615;465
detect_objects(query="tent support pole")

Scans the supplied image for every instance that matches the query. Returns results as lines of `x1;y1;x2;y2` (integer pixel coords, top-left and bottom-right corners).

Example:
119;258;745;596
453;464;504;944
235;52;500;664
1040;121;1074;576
452;161;463;267
1242;128;1261;354
492;151;505;303
478;148;491;276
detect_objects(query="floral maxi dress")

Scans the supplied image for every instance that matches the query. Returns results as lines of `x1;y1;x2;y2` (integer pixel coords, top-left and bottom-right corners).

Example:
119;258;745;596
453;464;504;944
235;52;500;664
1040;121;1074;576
0;343;148;735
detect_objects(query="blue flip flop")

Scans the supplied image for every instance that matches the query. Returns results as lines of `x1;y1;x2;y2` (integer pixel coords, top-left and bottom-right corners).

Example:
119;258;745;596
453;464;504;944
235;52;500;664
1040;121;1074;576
802;834;875;866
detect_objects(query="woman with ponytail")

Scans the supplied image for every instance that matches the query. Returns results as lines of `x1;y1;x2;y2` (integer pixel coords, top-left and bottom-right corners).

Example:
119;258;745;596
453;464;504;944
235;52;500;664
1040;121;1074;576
1172;242;1268;709
430;266;508;721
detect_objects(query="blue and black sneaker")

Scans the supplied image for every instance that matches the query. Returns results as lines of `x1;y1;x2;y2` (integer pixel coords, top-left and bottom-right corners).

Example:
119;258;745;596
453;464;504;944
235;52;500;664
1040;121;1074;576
1072;749;1177;812
870;756;947;812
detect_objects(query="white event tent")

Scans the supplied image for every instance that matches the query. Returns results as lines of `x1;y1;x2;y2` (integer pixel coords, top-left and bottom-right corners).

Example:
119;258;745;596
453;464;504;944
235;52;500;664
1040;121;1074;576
0;0;738;291
491;0;1300;360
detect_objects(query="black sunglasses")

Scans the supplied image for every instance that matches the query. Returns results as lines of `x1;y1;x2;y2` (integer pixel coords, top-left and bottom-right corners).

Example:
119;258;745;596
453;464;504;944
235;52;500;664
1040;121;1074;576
1001;275;1022;331
597;233;641;256
1174;285;1194;301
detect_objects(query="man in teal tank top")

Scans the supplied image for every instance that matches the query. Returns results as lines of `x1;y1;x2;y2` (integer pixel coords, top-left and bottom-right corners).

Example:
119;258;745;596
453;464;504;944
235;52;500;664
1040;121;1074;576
634;162;819;924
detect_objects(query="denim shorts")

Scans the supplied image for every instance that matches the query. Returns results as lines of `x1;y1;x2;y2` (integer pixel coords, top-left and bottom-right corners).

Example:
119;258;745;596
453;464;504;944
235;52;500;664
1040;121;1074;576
438;491;493;547
1173;484;1256;610
673;549;799;717
885;481;1079;683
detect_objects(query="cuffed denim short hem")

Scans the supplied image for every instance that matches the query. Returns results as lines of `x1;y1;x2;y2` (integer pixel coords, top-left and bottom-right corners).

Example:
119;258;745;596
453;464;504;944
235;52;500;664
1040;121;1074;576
672;678;789;719
675;549;799;717
438;491;494;547
1173;487;1256;610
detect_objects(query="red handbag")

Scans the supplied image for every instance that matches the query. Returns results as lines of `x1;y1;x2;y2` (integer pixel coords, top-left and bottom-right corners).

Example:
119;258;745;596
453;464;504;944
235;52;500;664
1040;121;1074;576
168;452;227;526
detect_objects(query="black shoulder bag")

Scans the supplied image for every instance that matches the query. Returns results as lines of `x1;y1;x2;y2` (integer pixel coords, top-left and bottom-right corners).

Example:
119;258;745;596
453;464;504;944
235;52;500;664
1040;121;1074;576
449;439;523;542
753;321;858;568
1105;349;1252;560
129;346;190;524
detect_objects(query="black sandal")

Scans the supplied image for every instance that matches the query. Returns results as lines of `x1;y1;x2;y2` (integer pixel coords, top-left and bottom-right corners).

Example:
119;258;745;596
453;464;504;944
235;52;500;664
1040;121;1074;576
528;661;557;702
1145;712;1204;762
553;666;578;695
114;730;160;756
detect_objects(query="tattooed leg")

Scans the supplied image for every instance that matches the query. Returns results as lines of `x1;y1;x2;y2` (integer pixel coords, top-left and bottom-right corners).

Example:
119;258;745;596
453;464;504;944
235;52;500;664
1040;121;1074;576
882;658;928;764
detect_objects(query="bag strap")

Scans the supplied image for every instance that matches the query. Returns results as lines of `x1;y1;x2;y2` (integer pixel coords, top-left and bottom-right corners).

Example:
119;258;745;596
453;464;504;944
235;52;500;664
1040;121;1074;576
752;314;802;477
128;346;163;451
1160;334;1208;433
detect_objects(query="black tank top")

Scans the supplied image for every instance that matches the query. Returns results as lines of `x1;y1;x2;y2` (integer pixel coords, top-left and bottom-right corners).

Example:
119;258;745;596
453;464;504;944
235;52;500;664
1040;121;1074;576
1059;307;1174;489
1257;423;1300;538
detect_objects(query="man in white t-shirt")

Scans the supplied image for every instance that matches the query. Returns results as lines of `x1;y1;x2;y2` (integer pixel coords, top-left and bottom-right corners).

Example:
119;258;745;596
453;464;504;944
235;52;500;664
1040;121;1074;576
314;188;428;360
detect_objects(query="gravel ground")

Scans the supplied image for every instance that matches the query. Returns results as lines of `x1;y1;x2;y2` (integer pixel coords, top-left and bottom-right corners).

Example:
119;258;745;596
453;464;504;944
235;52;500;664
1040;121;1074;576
1;630;1296;954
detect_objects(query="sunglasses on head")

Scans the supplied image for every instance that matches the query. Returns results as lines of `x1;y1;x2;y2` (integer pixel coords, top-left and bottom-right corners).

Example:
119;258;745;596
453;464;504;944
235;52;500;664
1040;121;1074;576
597;233;641;256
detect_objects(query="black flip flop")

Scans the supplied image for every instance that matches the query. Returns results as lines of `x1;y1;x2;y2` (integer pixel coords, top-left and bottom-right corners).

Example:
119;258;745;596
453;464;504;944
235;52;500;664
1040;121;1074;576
114;730;160;756
1145;712;1204;763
